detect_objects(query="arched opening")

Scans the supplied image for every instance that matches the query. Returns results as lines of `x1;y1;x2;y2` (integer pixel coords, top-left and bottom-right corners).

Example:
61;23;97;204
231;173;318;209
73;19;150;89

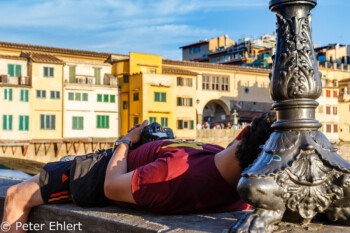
202;100;230;127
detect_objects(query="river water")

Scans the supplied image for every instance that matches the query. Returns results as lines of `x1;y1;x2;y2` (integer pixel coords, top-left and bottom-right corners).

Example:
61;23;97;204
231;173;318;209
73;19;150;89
0;168;32;180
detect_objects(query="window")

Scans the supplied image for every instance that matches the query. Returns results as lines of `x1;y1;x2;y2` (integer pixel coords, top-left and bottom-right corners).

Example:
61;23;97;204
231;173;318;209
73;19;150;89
134;117;139;126
177;120;194;130
123;75;129;83
149;117;156;123
83;93;88;101
149;69;156;74
189;48;193;54
212;77;219;90
244;87;250;94
133;93;139;101
222;77;229;91
161;117;168;127
326;106;331;115
72;116;84;130
333;106;338;115
326;90;331;97
69;66;76;83
44;67;54;77
123;101;128;109
202;76;210;90
326;124;332;133
40;114;55;130
110;95;115;103
177;97;192;106
194;47;200;53
154;92;166;102
177;77;193;87
4;88;12;101
318;105;324;114
50;91;60;99
68;93;74;100
94;68;102;85
177;77;183;86
20;89;29;102
334;124;338;133
75;93;81;101
8;64;21;77
97;115;109;129
19;115;29;131
3;115;13;130
36;90;46;98
333;91;338;98
103;94;109;103
97;94;102;102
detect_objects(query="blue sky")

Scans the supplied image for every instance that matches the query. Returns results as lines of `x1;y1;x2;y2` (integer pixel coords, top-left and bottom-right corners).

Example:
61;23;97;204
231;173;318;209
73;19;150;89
0;0;348;60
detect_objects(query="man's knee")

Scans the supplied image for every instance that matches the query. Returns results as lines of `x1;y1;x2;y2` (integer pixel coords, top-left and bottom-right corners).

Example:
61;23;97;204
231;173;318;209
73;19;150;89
237;177;284;209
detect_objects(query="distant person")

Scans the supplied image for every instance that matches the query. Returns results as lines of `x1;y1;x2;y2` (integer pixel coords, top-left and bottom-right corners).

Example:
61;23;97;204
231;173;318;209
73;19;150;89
2;113;276;233
220;123;225;129
227;122;232;129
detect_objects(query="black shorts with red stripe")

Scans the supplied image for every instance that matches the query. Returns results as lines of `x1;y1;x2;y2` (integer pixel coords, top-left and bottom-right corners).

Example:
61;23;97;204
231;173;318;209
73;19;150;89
39;149;113;207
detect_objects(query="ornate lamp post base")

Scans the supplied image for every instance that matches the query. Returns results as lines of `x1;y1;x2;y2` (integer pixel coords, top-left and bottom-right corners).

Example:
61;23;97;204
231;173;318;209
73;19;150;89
230;1;350;232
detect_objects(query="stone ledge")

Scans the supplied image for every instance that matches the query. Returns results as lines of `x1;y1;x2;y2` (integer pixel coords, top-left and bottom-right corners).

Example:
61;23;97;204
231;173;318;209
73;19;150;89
0;177;350;233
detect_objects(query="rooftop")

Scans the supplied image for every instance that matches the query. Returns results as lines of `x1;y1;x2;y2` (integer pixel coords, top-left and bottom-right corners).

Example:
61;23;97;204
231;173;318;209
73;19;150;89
0;41;123;58
162;65;198;76
180;40;209;49
21;52;65;64
163;59;271;74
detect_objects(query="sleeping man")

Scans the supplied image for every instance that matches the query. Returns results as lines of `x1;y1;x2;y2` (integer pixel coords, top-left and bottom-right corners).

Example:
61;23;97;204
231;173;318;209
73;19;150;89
2;112;276;233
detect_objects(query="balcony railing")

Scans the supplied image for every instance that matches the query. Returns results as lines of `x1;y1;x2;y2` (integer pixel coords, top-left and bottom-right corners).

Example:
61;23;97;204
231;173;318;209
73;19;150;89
65;74;118;87
0;75;30;85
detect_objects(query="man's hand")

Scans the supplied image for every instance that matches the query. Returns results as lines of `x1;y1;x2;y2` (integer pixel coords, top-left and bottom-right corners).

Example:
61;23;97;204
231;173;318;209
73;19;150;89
122;120;149;144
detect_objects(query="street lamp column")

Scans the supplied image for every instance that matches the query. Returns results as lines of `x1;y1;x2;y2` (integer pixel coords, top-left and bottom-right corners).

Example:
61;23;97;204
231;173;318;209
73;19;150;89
230;0;350;232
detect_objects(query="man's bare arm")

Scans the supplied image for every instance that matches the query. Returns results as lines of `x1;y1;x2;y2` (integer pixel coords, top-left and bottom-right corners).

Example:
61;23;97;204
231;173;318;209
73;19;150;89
104;120;148;204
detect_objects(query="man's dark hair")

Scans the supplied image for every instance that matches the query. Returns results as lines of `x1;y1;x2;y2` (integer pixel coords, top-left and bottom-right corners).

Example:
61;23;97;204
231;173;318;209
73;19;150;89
236;112;276;170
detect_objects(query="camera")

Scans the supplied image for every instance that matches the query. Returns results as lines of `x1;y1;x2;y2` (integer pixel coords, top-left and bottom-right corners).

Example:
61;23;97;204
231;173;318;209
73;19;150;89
132;122;174;149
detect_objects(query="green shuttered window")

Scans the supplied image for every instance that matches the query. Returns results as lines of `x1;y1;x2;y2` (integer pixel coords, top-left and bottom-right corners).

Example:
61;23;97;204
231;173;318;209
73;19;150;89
69;66;76;83
3;115;13;130
97;115;109;129
155;92;166;102
72;117;84;130
161;117;168;127
40;115;55;130
4;88;12;101
20;89;29;102
149;117;156;123
19;115;29;131
8;64;21;77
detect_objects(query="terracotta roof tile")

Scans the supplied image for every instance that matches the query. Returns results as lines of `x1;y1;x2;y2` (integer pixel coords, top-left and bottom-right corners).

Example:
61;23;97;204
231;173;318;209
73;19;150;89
0;54;27;61
21;52;64;64
162;66;198;76
162;59;271;74
0;41;119;58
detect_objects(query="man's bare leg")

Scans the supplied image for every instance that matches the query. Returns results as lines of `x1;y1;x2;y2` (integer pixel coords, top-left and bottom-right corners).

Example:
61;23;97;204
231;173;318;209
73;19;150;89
2;174;43;233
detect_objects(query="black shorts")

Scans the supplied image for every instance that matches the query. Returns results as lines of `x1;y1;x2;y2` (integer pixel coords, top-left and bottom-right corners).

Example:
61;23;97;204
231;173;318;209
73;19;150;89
39;149;113;207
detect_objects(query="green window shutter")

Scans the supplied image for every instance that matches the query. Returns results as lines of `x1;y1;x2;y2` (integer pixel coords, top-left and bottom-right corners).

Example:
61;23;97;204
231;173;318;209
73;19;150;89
9;115;12;130
189;78;193;87
4;89;7;100
9;89;12;101
104;94;109;102
177;97;180;106
190;98;193;106
97;116;101;128
154;92;159;101
8;64;14;76
72;117;77;129
19;116;23;130
161;93;166;102
50;67;54;77
46;115;50;129
25;116;29;131
106;116;109;128
51;115;56;130
94;68;101;85
178;120;183;129
134;117;139;126
110;95;115;103
75;93;81;101
79;117;84;129
25;90;29;102
40;115;45;129
190;120;194;129
83;93;88;101
3;115;6;130
20;90;24;101
68;92;74;100
69;66;76;83
97;94;102;102
15;65;21;77
44;67;48;77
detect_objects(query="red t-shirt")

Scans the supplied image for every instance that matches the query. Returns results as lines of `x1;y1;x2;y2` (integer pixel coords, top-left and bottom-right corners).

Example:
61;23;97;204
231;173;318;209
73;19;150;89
122;139;250;214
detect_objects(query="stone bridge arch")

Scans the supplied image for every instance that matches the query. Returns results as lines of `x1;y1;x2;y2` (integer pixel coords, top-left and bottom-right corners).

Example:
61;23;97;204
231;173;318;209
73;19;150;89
197;99;231;126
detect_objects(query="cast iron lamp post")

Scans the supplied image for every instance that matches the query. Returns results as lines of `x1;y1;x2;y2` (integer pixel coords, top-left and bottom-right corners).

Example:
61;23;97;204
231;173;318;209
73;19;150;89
230;0;350;232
